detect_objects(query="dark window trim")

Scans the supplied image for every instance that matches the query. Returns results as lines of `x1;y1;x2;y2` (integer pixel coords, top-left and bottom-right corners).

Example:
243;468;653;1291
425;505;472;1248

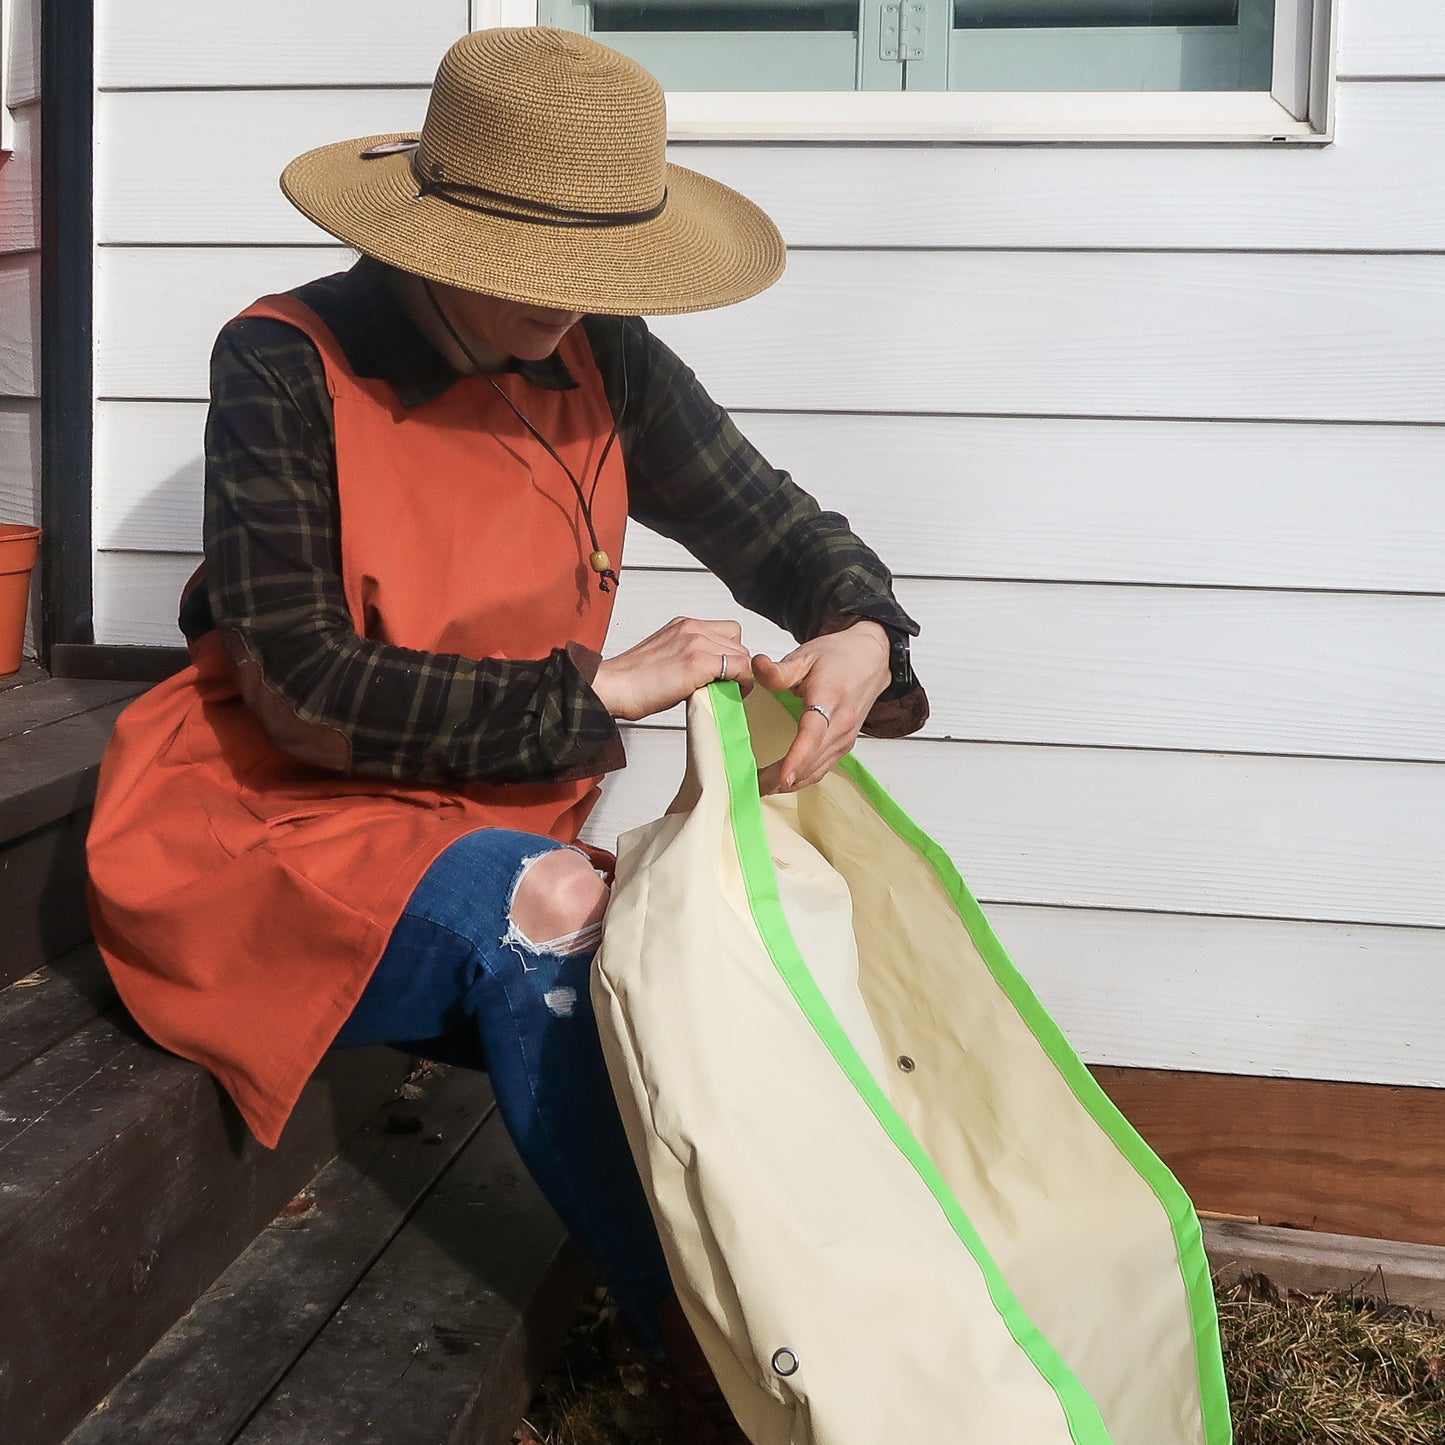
39;0;95;661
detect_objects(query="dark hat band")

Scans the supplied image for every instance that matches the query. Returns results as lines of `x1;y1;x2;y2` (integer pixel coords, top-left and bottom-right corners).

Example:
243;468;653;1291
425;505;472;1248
408;152;667;230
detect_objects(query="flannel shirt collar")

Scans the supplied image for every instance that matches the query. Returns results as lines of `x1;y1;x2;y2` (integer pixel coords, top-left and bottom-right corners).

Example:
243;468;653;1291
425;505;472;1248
311;257;580;410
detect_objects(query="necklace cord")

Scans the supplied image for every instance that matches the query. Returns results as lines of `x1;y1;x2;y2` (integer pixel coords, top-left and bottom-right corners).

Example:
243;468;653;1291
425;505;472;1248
422;281;622;593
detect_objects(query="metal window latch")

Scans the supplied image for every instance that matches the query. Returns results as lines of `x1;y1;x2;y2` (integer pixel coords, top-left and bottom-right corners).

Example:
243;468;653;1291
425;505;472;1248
879;0;928;61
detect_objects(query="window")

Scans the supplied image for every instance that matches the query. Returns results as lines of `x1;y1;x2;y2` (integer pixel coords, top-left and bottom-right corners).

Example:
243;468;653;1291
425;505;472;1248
505;0;1335;140
541;0;1276;93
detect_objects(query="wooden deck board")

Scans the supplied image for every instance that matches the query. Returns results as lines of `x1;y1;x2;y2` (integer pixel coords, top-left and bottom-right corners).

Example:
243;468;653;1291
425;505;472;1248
0;678;144;975
1205;1219;1445;1313
236;1108;592;1445
67;1065;498;1445
0;943;116;1082
0;701;135;846
0;677;143;743
0;1026;409;1445
0;660;46;693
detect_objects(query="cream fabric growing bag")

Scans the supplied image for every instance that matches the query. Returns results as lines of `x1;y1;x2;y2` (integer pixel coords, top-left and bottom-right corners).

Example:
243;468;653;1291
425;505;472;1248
594;684;1232;1445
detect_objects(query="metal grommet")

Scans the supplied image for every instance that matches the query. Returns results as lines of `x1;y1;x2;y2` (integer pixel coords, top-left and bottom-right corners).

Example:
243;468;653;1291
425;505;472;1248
771;1347;800;1377
897;1054;916;1073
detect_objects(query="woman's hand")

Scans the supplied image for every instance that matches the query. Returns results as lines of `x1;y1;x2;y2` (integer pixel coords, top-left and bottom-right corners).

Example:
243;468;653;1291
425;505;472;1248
592;617;753;722
753;621;892;794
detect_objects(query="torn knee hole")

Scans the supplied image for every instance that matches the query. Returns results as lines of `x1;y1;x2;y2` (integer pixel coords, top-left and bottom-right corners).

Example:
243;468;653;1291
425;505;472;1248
505;848;609;958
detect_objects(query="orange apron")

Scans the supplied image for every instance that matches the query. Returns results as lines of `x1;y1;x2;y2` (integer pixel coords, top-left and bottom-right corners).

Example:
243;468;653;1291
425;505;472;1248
87;294;627;1147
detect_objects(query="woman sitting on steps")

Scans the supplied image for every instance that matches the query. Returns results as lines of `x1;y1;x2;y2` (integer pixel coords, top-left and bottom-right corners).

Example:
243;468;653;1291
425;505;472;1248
86;27;926;1443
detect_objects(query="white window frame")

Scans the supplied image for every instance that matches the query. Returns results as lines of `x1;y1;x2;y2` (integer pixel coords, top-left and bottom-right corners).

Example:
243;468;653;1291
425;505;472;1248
0;1;15;154
475;0;1336;143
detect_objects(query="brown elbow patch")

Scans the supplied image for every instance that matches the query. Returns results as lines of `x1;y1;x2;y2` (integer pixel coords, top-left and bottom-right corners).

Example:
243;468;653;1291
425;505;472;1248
221;626;353;773
861;684;930;740
547;732;629;785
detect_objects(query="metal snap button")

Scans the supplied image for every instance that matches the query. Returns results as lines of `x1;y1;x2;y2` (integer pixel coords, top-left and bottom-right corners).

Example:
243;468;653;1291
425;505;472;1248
771;1347;800;1376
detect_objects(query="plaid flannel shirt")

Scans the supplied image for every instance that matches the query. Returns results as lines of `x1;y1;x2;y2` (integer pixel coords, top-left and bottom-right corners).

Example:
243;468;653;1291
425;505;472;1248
194;258;923;786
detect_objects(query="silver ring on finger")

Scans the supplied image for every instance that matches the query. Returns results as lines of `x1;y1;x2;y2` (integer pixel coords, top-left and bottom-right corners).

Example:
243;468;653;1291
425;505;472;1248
804;703;832;727
718;653;730;682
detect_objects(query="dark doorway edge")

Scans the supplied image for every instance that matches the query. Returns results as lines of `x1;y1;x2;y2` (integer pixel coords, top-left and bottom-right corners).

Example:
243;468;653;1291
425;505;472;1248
38;0;96;659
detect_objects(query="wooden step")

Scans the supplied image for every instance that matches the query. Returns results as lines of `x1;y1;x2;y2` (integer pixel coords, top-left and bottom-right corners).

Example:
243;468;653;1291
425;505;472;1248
1;675;588;1442
0;660;47;694
237;1114;591;1445
69;1064;592;1445
0;991;410;1445
0;809;95;986
0;674;146;982
0;942;116;1080
0;675;142;746
0;679;142;843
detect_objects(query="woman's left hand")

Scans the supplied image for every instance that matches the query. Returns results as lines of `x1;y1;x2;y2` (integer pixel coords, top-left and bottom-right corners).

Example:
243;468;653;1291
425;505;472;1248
752;621;892;795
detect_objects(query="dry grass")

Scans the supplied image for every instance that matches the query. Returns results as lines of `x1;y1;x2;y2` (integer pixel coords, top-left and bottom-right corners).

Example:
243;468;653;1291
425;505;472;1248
1219;1273;1445;1444
517;1275;1445;1444
515;1290;673;1445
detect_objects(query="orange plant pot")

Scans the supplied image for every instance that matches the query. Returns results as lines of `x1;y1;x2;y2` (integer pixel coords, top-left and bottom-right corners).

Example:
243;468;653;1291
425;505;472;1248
0;524;41;677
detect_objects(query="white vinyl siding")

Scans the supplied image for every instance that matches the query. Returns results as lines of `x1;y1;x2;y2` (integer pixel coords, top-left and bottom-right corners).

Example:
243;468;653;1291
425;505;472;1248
0;251;39;398
96;405;1445;592
1338;0;1445;76
97;83;1445;249
95;247;1445;422
90;0;1445;1091
94;0;471;87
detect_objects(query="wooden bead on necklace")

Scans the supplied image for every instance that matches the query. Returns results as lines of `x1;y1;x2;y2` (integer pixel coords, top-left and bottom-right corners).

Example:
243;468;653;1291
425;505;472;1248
422;280;623;594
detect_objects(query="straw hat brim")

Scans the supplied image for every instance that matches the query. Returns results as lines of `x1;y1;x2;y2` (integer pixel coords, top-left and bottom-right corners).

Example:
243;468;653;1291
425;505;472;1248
282;135;786;316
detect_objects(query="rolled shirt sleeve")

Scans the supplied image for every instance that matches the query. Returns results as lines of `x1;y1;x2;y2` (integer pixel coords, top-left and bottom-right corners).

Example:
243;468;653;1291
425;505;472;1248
592;315;920;645
588;316;928;735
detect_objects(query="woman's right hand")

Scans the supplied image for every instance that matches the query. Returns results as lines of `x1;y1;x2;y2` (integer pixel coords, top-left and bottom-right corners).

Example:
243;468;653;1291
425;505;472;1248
591;617;752;721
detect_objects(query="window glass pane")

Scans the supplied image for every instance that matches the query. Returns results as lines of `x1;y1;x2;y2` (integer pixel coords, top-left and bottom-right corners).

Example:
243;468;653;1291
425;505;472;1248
954;0;1236;24
593;1;856;30
539;0;1278;92
945;0;1277;90
538;0;872;90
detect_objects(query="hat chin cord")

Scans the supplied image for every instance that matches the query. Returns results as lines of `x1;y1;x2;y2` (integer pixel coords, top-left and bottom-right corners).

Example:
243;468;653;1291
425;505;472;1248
422;280;624;594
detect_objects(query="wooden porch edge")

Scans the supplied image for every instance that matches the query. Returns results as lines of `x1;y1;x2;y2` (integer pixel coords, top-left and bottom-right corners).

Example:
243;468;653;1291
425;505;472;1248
1203;1219;1445;1314
1092;1065;1445;1250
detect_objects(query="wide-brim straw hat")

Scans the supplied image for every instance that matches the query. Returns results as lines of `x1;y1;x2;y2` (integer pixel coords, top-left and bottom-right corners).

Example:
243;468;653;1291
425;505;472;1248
281;27;785;316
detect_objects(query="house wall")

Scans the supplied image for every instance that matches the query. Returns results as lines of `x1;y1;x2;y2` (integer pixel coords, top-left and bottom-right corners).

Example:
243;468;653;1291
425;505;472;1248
1;0;41;652
90;1;1445;1088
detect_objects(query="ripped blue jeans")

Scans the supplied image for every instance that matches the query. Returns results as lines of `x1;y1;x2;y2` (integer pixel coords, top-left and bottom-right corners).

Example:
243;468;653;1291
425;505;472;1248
332;828;672;1351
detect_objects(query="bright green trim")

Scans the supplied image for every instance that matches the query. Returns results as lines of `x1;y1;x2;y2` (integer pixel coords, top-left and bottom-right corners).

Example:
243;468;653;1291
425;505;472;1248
767;688;1233;1444
710;683;1114;1445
